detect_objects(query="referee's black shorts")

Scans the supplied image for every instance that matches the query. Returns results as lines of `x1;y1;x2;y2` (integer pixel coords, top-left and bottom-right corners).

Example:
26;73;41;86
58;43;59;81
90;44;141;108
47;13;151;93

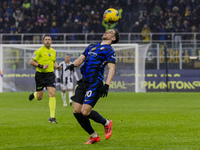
35;71;55;91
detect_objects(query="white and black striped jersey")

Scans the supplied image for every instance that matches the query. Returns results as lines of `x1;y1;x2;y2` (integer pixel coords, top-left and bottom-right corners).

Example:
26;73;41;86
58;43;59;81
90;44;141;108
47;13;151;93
55;61;79;84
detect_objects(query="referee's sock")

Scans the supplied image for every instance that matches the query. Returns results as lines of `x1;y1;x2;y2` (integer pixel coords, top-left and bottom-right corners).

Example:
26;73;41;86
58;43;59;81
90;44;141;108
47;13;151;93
49;97;56;118
73;113;94;135
33;91;37;100
87;110;107;126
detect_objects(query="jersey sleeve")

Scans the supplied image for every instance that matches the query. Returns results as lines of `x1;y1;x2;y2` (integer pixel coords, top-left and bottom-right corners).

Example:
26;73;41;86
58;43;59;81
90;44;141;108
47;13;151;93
32;49;40;61
82;44;94;57
53;50;56;62
106;49;116;64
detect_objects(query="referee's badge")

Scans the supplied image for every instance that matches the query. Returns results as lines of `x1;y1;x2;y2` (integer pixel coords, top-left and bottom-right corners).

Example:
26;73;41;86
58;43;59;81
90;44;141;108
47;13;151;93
32;53;36;59
48;53;51;57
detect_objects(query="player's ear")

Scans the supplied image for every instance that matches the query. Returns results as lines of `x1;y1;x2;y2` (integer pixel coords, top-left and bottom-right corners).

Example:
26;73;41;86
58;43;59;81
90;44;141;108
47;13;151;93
112;37;116;43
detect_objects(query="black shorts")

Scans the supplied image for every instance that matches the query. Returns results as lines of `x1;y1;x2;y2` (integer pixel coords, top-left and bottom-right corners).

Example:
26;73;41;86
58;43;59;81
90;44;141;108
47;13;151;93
71;78;103;107
35;71;55;91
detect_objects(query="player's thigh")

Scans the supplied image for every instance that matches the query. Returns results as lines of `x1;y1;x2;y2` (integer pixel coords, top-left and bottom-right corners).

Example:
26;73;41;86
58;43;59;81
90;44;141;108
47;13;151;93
67;82;73;90
47;87;56;97
60;84;67;91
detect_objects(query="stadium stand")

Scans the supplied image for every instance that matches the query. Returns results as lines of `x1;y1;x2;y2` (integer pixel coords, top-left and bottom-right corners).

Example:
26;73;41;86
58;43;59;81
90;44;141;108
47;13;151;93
0;0;200;43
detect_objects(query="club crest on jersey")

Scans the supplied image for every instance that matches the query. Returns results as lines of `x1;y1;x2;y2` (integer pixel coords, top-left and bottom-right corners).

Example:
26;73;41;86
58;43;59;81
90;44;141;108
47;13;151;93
100;47;105;50
48;53;51;57
91;48;96;51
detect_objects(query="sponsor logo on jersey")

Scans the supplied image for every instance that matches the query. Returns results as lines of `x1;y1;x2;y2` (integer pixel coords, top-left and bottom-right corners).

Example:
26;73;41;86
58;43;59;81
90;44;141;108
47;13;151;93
88;52;97;57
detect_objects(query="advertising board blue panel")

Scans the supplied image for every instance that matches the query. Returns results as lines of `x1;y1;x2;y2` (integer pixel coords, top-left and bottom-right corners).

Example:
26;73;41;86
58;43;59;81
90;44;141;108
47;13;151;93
2;69;200;92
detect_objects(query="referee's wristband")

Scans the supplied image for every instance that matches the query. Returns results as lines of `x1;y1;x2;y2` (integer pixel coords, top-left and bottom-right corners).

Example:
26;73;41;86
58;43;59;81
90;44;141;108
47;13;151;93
38;64;44;68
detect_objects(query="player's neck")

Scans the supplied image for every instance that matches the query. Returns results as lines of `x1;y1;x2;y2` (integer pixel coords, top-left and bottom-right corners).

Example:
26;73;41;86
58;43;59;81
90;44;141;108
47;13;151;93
44;45;51;49
101;40;112;45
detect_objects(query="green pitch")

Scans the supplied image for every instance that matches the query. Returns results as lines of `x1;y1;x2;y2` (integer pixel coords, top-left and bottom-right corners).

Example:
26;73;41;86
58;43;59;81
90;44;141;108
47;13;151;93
0;92;200;150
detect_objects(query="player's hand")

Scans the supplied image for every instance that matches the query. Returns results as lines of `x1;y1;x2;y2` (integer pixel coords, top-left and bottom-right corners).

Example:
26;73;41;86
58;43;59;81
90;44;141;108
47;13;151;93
57;78;61;83
57;65;62;71
43;64;49;69
99;84;109;98
65;64;74;71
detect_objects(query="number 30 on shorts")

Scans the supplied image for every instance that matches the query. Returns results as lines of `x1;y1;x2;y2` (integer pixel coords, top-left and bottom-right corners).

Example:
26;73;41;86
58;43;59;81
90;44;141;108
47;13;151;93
85;90;92;97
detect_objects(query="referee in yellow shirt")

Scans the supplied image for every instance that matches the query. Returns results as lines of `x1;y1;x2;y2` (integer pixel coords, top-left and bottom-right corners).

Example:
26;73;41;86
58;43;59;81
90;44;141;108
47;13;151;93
29;35;62;123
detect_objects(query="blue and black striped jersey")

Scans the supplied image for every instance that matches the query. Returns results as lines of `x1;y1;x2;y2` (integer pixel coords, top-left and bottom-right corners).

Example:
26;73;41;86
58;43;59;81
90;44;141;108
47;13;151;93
81;42;116;82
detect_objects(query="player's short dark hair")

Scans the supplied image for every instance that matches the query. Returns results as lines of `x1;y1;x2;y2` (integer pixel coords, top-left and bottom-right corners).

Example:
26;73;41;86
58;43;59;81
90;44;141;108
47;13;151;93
43;35;51;40
112;29;120;44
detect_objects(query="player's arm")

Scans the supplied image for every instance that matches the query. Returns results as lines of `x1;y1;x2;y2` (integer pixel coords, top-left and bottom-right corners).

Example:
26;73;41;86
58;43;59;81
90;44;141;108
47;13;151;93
29;59;49;69
73;54;85;67
54;61;62;70
105;63;115;85
65;54;86;71
99;62;115;98
55;69;61;83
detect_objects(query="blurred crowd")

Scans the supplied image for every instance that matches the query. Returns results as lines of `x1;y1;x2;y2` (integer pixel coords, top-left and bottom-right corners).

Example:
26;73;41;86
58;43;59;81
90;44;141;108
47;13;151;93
1;0;200;43
0;0;129;38
133;0;200;42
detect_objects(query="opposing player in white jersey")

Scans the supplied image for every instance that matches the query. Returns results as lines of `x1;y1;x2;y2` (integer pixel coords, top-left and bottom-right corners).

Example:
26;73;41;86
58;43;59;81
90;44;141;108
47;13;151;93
55;54;79;106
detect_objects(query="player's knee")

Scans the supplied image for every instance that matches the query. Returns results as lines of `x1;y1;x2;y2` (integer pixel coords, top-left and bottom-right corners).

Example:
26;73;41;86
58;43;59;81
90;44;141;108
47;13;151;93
81;109;90;117
73;108;81;114
49;93;55;97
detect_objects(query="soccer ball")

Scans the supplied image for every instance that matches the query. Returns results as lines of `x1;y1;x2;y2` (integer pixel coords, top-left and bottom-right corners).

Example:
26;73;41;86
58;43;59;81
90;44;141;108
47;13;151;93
103;8;119;23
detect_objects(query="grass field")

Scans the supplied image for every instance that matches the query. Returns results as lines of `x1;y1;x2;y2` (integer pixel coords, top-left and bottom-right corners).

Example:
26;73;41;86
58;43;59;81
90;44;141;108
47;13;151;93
1;92;200;150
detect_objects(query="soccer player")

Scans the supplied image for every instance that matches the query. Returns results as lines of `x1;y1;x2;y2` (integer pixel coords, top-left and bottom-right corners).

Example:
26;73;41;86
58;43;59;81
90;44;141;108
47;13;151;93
66;29;119;144
28;35;62;124
55;54;79;106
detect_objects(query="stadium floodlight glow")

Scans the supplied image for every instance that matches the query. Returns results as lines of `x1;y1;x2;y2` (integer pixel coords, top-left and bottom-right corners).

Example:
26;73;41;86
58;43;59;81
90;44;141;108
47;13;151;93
0;44;150;93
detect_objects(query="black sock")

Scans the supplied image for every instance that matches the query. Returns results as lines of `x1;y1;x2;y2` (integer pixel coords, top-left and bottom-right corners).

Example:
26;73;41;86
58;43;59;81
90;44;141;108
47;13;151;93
73;113;94;135
87;110;106;126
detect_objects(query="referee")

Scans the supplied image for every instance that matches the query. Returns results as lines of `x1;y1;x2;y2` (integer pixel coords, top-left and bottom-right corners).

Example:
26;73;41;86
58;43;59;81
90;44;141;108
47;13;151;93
29;35;62;123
